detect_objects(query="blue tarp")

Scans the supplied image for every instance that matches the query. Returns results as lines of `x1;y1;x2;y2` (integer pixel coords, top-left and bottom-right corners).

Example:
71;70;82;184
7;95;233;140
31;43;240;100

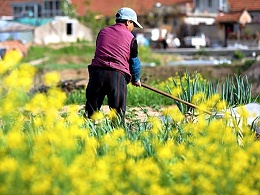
14;17;53;27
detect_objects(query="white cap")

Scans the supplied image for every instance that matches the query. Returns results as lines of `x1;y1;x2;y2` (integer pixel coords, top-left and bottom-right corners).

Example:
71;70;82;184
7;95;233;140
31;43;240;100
116;7;143;29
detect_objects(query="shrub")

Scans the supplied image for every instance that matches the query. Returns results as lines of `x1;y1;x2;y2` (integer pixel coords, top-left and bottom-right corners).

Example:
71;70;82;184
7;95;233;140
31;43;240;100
233;50;245;59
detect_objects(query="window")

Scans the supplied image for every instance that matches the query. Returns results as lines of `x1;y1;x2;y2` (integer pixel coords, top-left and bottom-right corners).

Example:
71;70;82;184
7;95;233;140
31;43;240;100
196;0;200;7
56;1;61;11
208;0;212;7
42;0;63;17
12;1;63;18
44;1;52;10
13;7;23;17
251;13;259;23
26;6;34;17
173;19;178;27
12;3;38;18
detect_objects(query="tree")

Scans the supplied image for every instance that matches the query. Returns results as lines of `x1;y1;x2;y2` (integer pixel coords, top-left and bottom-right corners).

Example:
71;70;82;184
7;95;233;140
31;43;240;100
61;0;77;18
76;0;114;37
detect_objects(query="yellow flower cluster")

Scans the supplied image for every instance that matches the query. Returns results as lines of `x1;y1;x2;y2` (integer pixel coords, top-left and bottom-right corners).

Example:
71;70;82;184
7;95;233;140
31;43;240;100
0;52;258;195
0;49;23;74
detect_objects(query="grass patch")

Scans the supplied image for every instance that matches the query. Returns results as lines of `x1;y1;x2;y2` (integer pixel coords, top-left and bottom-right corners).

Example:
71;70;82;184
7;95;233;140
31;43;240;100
23;43;179;71
38;63;87;71
22;42;94;71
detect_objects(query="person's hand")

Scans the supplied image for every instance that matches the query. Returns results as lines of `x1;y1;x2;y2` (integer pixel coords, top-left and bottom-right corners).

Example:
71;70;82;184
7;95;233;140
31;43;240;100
132;80;141;87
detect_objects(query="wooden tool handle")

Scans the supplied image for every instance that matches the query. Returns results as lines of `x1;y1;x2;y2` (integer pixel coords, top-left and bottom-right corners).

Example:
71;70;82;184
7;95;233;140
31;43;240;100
141;83;212;115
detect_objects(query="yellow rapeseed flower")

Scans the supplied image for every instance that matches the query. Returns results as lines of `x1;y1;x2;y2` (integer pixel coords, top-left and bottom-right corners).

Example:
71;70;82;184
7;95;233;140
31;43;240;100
111;128;125;139
21;166;37;181
47;88;67;109
44;71;60;86
65;104;80;113
91;111;104;121
101;134;117;148
216;100;227;111
85;137;98;154
0;157;18;173
126;141;144;157
62;133;77;150
114;151;127;162
175;144;185;155
67;112;85;125
156;142;174;160
236;184;258;195
236;106;250;120
162;106;184;122
170;161;186;179
1;98;15;115
195;175;214;194
170;86;182;97
197;102;209;114
3;49;22;62
231;150;249;175
70;178;90;195
16;64;36;91
149;184;170;195
195;136;209;148
6;130;26;151
3;64;36;91
222;127;237;144
107;108;118;119
94;159;110;182
0;49;22;74
192;92;206;104
25;93;47;114
148;116;162;134
30;178;51;194
0;60;10;74
69;127;86;140
3;68;19;89
33;116;43;127
174;184;192;194
208;93;221;106
207;120;225;136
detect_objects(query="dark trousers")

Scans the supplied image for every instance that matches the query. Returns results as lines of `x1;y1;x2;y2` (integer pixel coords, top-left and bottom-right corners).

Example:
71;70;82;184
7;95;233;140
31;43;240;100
85;67;127;122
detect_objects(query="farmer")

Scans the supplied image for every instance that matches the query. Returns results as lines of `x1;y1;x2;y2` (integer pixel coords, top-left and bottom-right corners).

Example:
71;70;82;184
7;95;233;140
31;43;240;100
85;7;142;124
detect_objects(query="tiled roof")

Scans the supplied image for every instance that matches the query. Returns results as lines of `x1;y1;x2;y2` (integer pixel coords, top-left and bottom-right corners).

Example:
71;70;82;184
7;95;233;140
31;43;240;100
0;40;29;56
216;12;241;22
71;0;193;17
228;0;259;12
216;0;259;23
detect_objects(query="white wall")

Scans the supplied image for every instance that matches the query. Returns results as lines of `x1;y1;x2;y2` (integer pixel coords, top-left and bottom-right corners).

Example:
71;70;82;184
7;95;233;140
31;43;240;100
34;18;93;45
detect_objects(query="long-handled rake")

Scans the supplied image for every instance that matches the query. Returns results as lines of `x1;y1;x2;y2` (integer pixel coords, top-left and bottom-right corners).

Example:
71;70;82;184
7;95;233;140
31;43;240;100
141;83;212;115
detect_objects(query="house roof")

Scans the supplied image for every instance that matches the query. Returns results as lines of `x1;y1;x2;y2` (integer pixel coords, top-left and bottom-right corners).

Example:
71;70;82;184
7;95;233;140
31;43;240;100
216;0;259;23
216;12;241;23
228;0;259;12
0;40;29;56
0;20;34;32
71;0;193;17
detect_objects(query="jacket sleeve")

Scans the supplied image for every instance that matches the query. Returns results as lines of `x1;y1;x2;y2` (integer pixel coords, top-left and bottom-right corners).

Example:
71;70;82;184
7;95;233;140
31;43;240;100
129;57;141;82
129;38;141;82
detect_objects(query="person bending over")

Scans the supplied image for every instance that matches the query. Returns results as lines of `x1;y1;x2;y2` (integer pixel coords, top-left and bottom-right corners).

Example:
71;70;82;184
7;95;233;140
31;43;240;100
85;7;143;124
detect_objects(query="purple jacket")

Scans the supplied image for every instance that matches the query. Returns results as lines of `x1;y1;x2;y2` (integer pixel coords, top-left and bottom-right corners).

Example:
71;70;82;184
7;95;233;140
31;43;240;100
90;23;134;79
